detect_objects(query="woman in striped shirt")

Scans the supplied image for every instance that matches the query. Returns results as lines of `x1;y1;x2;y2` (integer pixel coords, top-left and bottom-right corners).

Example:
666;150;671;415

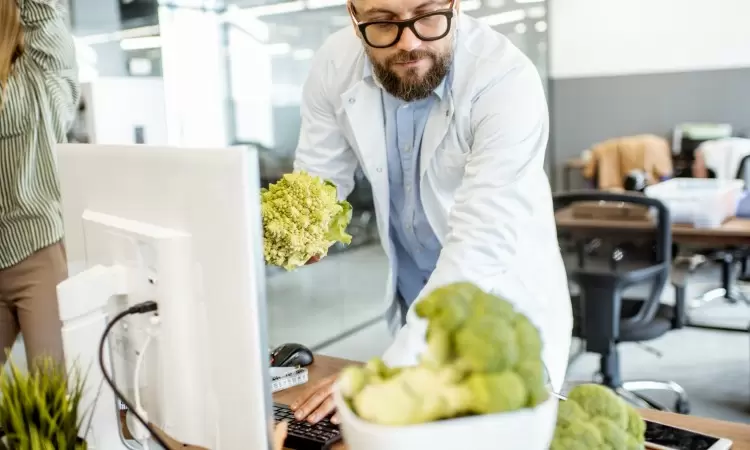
0;0;79;369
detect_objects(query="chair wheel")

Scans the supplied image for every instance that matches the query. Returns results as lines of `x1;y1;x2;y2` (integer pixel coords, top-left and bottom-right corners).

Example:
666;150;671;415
675;399;690;414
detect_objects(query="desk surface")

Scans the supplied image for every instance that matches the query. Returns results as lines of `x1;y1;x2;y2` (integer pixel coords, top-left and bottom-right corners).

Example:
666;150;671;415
555;206;750;246
275;355;750;450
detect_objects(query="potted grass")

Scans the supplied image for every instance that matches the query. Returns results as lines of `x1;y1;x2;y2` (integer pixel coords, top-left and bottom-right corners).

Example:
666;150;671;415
0;355;89;450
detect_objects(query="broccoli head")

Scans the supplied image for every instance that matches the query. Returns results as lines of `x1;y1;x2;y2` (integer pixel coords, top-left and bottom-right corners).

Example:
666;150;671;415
550;384;647;450
261;171;352;270
339;282;551;427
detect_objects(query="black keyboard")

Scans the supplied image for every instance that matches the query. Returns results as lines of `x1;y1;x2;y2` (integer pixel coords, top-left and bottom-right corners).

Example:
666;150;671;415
273;403;341;450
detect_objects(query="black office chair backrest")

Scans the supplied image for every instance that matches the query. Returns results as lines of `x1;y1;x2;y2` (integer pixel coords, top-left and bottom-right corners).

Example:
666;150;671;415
554;192;672;353
736;154;750;187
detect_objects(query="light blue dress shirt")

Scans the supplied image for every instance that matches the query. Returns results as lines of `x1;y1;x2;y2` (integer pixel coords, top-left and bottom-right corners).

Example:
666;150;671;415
364;59;448;308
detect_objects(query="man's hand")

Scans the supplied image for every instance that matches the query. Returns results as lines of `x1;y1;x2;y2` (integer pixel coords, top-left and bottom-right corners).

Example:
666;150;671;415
273;421;289;450
290;374;340;424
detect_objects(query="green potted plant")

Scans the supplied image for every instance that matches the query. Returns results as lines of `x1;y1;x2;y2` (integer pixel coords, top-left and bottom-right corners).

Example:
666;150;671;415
0;355;89;450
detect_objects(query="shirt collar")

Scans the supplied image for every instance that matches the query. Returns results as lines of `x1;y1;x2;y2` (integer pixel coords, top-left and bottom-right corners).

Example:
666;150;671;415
363;56;449;101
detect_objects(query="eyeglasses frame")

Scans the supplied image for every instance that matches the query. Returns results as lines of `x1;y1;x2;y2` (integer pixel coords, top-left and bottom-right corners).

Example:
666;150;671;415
347;0;457;49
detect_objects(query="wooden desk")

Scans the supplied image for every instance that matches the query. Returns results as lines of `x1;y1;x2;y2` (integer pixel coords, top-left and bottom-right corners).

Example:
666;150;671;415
275;355;750;450
556;206;750;246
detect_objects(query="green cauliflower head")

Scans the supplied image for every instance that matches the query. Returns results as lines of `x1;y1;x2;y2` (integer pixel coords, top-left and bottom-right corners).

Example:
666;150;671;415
339;282;553;426
551;384;647;450
261;171;352;270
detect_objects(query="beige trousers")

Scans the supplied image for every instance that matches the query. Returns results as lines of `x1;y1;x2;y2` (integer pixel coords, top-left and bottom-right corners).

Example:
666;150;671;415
0;242;68;369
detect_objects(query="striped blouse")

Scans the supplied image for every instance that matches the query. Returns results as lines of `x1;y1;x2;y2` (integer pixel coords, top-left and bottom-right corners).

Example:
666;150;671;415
0;0;79;268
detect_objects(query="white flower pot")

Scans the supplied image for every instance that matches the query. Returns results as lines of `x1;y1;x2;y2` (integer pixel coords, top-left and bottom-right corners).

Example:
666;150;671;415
333;383;559;450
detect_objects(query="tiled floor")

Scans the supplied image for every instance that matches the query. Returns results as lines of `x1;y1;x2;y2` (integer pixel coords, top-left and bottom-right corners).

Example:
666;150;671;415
266;244;389;349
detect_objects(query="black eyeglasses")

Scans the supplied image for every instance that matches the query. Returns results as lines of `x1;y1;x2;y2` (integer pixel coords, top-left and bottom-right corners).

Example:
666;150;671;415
349;0;455;49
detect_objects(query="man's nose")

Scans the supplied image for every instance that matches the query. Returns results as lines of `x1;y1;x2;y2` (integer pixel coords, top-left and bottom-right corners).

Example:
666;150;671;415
394;26;422;52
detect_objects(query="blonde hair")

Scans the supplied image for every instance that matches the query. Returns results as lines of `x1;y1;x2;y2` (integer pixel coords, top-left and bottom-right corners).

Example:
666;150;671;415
0;0;24;93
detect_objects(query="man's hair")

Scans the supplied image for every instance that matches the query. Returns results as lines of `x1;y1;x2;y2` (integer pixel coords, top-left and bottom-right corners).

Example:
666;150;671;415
0;0;24;93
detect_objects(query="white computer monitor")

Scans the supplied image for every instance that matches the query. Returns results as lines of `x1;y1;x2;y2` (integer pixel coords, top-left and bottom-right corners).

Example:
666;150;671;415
56;144;272;449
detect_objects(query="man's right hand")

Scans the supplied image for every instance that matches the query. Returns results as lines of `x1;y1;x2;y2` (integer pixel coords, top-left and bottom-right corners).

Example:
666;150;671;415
290;374;340;424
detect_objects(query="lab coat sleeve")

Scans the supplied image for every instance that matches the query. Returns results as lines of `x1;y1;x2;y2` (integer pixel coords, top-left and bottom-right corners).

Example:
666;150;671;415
383;57;551;368
293;48;359;199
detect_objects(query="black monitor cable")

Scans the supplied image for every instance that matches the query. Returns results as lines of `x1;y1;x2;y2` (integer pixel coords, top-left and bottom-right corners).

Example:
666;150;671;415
98;301;174;450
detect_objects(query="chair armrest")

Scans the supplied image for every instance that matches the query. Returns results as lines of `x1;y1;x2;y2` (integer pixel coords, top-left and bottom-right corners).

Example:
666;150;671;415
621;264;668;286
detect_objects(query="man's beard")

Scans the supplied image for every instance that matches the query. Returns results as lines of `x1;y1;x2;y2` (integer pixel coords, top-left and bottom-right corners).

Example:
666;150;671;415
370;48;451;102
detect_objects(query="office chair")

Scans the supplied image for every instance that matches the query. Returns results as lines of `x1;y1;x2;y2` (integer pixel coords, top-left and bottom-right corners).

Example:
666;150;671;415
555;192;690;413
690;153;750;312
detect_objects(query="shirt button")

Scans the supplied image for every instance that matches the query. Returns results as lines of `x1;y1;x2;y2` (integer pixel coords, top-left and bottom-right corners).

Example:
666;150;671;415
376;167;383;173
404;145;412;152
349;98;356;104
406;185;412;193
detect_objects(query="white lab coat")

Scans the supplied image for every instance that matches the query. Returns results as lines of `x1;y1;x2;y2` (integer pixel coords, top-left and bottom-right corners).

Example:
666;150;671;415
293;14;572;391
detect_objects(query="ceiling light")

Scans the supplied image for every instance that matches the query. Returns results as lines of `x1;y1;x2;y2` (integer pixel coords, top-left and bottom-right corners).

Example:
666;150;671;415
292;48;315;60
461;0;481;12
265;42;291;55
307;0;346;8
526;6;546;19
535;20;547;32
514;23;527;34
486;0;505;7
76;25;160;45
120;36;162;51
245;1;305;16
480;9;526;26
515;0;544;3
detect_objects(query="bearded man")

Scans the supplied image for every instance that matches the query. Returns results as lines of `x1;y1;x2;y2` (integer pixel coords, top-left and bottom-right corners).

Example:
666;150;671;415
290;0;572;424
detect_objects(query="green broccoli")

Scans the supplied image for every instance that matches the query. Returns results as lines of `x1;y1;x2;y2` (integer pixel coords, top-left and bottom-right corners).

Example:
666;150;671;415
339;282;551;426
465;371;527;414
454;315;520;373
515;359;550;407
567;384;629;429
552;421;604;449
550;384;647;450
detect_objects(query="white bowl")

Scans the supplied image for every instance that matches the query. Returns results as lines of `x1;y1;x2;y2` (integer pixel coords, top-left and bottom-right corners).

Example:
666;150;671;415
333;384;559;450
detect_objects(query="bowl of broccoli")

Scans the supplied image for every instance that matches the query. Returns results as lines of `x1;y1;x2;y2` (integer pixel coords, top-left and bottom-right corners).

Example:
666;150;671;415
333;282;559;450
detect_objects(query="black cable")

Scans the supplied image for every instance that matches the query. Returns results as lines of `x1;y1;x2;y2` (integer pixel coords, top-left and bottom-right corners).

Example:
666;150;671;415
98;301;174;450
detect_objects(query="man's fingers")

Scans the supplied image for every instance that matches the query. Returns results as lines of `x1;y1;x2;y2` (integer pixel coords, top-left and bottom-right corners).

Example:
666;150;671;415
308;396;336;424
295;385;333;420
291;376;335;410
291;380;325;410
330;412;341;425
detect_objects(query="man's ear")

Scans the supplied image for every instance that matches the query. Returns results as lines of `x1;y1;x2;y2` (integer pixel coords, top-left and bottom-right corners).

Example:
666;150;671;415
347;2;362;38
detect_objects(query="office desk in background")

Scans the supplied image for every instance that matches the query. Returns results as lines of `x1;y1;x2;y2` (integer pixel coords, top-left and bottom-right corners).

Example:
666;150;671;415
274;355;750;450
555;206;750;247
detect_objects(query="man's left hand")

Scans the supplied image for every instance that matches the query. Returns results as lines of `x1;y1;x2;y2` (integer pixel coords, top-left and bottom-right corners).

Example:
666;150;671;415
274;421;289;450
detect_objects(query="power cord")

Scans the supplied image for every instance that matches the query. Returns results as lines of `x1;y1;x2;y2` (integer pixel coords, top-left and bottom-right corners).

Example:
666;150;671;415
98;301;173;450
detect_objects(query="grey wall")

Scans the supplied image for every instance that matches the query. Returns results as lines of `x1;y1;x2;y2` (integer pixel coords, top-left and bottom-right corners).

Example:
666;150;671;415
549;67;750;191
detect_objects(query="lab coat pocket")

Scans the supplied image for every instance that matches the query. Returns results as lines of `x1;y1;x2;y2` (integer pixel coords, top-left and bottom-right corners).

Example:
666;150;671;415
433;129;470;186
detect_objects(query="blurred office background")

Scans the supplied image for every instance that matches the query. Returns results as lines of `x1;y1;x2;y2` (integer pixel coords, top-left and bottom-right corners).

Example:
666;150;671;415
64;0;750;424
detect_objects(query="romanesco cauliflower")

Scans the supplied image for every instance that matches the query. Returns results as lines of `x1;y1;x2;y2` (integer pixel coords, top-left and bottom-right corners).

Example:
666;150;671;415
338;282;550;426
551;383;646;450
261;171;352;270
